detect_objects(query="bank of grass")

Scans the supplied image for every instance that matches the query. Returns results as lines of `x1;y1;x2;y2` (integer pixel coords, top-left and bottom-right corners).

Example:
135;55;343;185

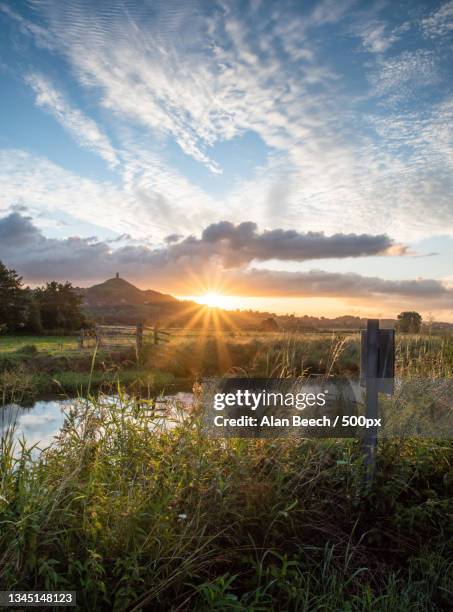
0;393;452;610
0;366;177;404
0;342;179;401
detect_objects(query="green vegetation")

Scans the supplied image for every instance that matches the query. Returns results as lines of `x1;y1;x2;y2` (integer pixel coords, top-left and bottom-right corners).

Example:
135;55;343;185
397;311;423;334
1;331;452;402
0;328;452;609
0;261;87;333
0;335;79;353
145;332;453;379
0;337;179;402
1;394;452;610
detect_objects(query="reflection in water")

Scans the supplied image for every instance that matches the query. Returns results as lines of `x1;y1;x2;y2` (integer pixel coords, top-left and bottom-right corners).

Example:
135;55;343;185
1;392;193;451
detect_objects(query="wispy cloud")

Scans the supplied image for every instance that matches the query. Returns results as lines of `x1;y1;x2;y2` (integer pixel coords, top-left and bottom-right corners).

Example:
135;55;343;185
369;50;439;103
0;149;218;239
0;0;452;258
422;0;453;39
25;73;118;168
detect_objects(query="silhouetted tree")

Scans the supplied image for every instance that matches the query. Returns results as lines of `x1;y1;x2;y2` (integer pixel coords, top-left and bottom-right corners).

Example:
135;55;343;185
397;311;422;334
260;317;279;332
0;261;28;331
24;297;43;333
34;281;86;331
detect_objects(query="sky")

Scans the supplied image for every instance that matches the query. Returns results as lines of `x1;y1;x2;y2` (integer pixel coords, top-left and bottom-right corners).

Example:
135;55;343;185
0;0;452;320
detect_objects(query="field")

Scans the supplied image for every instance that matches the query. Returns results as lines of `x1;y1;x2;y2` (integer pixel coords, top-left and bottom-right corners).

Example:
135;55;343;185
0;330;452;609
0;334;80;353
1;331;452;401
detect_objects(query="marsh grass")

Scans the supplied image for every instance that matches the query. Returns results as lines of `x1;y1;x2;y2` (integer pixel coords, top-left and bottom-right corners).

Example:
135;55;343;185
0;391;452;610
147;332;452;381
0;332;452;610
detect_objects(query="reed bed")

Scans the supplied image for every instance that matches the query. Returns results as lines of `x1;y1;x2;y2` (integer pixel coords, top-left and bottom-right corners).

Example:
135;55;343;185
1;390;452;610
0;333;452;609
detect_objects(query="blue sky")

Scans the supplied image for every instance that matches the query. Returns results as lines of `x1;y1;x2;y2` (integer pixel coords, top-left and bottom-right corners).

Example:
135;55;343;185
0;0;452;318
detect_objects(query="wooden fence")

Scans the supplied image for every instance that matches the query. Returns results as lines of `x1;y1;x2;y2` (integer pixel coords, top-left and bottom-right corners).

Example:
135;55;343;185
78;323;171;352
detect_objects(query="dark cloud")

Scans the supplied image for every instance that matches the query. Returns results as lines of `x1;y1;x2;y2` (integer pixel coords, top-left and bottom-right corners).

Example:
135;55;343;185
0;213;450;307
170;221;404;267
0;212;41;246
237;269;450;299
164;233;183;244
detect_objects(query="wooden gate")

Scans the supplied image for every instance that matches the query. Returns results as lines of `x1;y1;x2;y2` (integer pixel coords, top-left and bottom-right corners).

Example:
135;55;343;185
78;324;170;351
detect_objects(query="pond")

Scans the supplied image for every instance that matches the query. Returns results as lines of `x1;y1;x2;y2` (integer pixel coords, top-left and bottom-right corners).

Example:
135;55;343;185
0;392;194;451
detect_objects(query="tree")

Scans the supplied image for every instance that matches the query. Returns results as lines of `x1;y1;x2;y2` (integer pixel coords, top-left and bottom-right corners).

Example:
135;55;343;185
24;297;43;334
260;317;279;332
34;281;86;331
397;311;422;334
0;261;28;331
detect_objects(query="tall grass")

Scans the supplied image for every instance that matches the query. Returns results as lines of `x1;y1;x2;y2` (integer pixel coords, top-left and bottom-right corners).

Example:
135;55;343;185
1;332;452;609
1;392;452;610
147;332;452;380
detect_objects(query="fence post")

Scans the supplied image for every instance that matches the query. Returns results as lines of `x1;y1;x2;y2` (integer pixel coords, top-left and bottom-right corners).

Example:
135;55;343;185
154;323;159;346
364;319;379;486
136;322;143;354
78;329;84;350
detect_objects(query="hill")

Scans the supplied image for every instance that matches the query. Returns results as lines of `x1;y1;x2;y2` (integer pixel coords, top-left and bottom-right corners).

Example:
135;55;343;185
82;274;177;307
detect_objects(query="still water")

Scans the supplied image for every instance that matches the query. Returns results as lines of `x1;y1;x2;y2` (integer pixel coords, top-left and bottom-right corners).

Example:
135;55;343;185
0;393;193;450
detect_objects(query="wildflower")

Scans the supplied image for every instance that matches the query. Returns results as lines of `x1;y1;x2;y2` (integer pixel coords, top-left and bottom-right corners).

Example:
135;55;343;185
177;513;187;520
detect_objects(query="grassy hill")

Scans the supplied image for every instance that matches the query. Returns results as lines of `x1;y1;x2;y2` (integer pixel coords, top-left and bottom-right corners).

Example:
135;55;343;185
82;275;176;306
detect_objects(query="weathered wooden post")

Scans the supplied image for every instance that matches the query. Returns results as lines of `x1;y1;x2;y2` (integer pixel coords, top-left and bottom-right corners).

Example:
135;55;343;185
364;319;379;483
136;322;143;354
360;319;395;486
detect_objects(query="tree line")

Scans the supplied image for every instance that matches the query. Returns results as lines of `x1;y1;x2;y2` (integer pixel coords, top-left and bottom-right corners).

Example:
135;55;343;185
0;261;87;333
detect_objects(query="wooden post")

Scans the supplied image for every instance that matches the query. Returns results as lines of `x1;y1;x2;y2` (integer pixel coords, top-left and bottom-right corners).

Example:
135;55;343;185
154;323;159;346
136;322;143;353
79;329;84;349
364;319;379;485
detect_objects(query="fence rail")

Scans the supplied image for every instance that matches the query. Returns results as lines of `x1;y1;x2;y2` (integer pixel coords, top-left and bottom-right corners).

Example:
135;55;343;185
78;323;171;352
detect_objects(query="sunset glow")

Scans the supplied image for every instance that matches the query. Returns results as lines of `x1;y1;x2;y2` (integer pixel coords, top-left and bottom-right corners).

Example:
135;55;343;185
194;292;234;310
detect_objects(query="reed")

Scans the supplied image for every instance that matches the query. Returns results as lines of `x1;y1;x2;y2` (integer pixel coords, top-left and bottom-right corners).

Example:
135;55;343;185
1;391;452;610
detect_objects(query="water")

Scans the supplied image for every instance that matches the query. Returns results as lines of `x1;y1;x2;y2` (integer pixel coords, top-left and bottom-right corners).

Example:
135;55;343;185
0;392;194;451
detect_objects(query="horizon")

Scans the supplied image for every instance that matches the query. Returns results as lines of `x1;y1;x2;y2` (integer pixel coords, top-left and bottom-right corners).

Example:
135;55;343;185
0;1;452;321
20;273;451;323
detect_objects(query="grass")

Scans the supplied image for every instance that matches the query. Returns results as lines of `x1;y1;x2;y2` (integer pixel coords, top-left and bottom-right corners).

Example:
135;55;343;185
0;338;180;402
0;334;79;354
0;331;452;609
144;332;453;379
0;393;452;610
0;364;178;405
1;331;452;402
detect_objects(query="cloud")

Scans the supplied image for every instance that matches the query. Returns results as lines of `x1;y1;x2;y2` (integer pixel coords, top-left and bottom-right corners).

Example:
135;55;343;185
25;73;118;168
0;214;403;276
1;0;452;246
421;1;453;39
0;212;40;246
369;50;439;103
359;23;401;53
173;220;404;267
369;97;453;171
2;212;451;310
0;148;218;239
238;268;450;299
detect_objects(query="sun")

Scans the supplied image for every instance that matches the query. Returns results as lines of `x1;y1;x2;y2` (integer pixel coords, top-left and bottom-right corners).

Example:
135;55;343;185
198;292;229;309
